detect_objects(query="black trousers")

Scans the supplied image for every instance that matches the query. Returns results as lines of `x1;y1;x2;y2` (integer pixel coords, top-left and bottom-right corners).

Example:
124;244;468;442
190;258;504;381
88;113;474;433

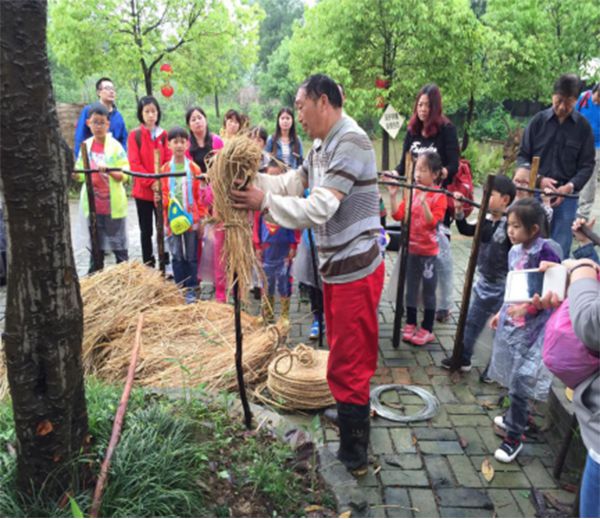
135;198;156;266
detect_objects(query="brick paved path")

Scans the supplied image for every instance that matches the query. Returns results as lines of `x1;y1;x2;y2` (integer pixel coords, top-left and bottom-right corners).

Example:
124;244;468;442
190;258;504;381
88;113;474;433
284;242;576;518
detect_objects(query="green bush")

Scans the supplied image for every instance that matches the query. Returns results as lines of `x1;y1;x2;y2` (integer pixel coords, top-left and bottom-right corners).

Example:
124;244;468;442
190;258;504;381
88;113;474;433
469;103;520;142
463;141;504;186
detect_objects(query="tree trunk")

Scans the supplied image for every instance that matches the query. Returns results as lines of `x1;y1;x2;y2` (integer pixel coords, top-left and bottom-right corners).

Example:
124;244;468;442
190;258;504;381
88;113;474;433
142;59;153;96
0;0;88;498
214;90;220;119
461;92;475;153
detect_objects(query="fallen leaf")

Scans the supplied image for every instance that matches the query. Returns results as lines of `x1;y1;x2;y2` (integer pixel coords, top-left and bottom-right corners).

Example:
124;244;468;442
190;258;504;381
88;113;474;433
458;436;469;449
481;401;497;410
339;511;352;518
304;505;323;513
481;458;495;482
373;464;382;475
561;483;578;493
565;387;574;402
411;435;418;446
36;420;53;436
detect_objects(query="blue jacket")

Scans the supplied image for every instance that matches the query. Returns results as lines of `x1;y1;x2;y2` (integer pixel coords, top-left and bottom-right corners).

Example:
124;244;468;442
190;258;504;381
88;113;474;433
577;90;600;148
265;136;304;169
74;104;128;158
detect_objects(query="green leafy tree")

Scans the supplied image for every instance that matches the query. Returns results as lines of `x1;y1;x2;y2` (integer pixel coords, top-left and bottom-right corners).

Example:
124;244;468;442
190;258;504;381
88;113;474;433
48;0;259;97
483;0;600;102
172;0;263;117
258;37;298;107
287;0;483;166
257;0;303;69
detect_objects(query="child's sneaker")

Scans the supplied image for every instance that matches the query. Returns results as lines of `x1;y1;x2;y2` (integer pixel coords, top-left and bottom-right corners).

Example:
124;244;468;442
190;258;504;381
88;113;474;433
309;318;324;340
441;357;472;372
411;328;435;346
402;324;417;343
494;437;523;463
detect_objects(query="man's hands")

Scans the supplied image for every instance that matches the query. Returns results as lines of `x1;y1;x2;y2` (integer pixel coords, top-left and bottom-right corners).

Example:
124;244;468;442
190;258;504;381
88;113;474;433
538;177;574;208
230;181;266;211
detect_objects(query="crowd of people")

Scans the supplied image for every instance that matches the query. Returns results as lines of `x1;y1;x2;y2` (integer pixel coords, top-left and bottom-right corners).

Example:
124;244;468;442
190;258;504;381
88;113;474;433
18;71;600;514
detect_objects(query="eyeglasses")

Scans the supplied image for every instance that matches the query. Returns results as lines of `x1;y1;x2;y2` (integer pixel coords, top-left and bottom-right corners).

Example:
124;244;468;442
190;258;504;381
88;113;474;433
90;120;108;127
100;85;115;92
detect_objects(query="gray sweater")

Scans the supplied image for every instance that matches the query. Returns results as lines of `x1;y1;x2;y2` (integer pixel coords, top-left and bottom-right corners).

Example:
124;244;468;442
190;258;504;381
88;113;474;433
570;277;600;454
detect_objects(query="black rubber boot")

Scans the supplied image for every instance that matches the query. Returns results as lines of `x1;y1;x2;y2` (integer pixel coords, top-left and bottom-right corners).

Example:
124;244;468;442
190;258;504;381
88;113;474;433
336;401;370;476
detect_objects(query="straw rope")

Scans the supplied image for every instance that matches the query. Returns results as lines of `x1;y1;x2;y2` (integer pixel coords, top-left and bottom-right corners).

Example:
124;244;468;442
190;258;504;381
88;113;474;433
265;344;334;410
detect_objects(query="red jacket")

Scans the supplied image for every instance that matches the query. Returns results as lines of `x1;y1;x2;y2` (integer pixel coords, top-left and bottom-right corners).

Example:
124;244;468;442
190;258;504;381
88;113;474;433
127;125;172;201
392;187;447;256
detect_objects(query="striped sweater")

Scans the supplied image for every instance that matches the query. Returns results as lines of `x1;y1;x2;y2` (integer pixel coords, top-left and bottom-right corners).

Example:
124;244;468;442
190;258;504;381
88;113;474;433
300;116;382;283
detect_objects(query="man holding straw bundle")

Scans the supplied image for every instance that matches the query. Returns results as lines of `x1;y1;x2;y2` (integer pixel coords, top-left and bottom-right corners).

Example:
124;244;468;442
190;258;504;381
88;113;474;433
231;74;384;476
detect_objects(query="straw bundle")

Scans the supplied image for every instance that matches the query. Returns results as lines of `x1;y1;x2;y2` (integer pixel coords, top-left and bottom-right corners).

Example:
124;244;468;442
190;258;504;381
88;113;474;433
266;344;334;410
206;135;263;300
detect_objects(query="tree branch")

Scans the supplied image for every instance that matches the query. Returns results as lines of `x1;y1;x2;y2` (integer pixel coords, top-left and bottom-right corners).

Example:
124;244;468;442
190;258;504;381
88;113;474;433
142;0;171;36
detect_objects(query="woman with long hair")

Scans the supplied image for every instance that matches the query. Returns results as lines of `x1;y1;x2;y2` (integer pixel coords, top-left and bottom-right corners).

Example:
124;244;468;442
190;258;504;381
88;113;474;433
185;107;226;302
265;107;304;169
185;106;223;173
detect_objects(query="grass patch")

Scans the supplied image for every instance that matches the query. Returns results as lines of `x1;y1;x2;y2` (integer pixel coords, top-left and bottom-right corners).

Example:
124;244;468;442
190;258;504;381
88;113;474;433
0;379;334;517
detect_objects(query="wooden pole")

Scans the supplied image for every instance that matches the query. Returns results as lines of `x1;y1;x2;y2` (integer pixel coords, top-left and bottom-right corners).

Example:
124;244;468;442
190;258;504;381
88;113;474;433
80;143;102;273
153;150;166;275
450;174;495;371
529;156;540;192
233;273;253;429
392;153;413;348
90;314;144;517
307;229;323;348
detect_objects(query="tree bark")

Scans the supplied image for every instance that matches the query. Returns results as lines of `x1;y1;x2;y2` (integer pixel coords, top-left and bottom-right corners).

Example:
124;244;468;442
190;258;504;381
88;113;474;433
0;0;88;497
461;92;475;153
215;91;220;119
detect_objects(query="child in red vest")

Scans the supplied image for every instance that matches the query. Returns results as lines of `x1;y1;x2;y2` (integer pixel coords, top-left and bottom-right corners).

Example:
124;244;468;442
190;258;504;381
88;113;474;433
387;151;447;345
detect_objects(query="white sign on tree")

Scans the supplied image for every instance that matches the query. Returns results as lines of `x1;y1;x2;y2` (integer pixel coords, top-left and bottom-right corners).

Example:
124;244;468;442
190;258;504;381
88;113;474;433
379;105;405;140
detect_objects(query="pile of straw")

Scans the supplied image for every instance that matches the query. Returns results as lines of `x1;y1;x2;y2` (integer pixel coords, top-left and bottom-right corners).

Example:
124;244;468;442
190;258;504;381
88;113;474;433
81;262;280;391
207;135;263;300
0;262;281;399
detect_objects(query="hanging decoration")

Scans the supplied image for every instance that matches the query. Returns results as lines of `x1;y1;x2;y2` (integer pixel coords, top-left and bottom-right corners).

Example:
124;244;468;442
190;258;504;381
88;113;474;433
159;63;174;98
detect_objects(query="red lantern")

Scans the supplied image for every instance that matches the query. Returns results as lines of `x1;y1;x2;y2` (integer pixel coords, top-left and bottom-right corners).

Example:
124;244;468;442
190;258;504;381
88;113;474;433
161;84;174;98
160;63;173;74
375;77;390;89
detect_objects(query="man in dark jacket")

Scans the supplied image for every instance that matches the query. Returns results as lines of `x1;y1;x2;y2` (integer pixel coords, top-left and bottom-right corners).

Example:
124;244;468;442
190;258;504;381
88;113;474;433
517;74;596;257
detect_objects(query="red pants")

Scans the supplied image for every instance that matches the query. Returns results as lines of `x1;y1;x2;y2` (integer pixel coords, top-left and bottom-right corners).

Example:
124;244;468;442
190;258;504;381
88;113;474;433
323;261;384;405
